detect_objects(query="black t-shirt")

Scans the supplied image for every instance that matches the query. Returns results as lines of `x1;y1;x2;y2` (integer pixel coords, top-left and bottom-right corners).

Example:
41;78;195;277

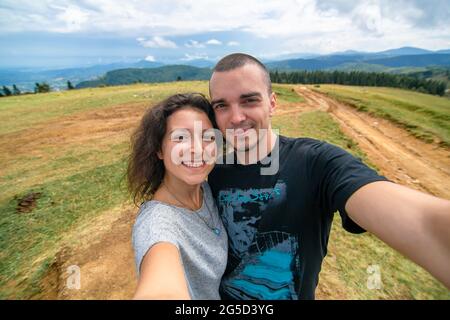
209;135;389;300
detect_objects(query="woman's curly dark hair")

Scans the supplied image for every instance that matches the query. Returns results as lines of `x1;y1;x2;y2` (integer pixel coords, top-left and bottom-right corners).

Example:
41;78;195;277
127;93;215;206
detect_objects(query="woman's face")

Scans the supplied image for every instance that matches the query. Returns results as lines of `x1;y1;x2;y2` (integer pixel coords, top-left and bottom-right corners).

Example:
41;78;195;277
159;107;217;186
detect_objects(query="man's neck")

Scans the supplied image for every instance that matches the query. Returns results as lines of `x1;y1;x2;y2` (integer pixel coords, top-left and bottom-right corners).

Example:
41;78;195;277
235;129;278;165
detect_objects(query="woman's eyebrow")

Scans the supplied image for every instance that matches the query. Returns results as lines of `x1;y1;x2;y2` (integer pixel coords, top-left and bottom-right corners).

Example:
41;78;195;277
169;128;213;134
169;128;190;134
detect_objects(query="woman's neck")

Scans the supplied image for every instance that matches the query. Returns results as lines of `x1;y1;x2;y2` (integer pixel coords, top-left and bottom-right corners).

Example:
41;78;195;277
154;175;203;211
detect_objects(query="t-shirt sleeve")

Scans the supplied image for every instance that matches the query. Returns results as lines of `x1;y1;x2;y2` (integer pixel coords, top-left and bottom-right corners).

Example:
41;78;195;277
309;140;390;233
131;204;181;276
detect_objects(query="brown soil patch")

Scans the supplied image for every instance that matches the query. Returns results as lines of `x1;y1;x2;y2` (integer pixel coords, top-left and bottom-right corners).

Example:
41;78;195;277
36;205;138;300
16;192;42;214
0;101;148;162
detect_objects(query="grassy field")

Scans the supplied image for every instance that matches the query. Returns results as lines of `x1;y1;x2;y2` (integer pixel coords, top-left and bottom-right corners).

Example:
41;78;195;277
273;84;306;104
0;82;448;299
312;85;450;147
0;82;209;299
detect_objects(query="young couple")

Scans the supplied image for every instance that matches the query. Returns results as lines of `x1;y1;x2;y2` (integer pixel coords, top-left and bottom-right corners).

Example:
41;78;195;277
128;53;450;300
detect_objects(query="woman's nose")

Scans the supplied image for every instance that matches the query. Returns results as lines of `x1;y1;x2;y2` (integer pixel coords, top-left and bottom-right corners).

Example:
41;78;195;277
190;135;204;155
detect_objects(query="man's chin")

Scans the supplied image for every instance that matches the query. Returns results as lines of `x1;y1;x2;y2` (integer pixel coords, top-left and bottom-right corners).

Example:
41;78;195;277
232;140;258;153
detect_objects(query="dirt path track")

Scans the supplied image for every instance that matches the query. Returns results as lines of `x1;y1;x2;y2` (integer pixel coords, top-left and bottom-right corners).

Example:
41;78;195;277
296;86;450;199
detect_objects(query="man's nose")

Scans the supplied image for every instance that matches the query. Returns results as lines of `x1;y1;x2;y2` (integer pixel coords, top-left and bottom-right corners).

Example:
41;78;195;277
229;104;246;126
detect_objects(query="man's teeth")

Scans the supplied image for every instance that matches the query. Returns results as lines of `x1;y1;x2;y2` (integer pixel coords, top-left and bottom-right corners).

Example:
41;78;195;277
182;161;204;168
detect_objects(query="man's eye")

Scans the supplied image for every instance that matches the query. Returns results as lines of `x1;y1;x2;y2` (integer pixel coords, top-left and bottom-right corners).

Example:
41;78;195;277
214;104;225;110
244;98;258;104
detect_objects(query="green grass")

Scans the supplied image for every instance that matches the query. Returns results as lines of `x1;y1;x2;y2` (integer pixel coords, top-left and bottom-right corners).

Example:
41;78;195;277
0;141;130;204
0;81;209;135
328;217;449;299
273;110;372;166
273;84;305;104
312;85;450;147
0;159;128;299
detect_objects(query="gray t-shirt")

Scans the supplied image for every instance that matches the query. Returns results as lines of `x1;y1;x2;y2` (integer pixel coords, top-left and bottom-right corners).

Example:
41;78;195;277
132;181;228;300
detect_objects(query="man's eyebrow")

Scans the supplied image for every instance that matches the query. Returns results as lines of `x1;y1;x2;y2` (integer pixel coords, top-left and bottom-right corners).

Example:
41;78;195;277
210;92;262;106
240;92;262;99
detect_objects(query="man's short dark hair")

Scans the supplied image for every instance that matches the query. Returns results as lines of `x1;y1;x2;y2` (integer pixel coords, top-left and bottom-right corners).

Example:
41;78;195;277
212;53;272;94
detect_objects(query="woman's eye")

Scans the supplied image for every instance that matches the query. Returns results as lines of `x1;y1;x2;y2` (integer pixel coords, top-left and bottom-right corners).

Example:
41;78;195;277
203;134;216;142
172;134;188;142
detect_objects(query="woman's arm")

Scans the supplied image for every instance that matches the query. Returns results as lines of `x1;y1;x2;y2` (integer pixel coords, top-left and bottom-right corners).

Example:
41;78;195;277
133;242;191;300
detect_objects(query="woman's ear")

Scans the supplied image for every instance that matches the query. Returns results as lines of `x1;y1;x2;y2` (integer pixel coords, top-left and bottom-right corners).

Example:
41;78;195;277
157;150;163;160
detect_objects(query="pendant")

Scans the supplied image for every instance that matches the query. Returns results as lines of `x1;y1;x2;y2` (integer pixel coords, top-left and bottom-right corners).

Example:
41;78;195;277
213;228;221;236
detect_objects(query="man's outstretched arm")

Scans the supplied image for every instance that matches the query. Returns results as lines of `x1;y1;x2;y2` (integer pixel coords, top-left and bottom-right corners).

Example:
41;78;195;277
345;181;450;289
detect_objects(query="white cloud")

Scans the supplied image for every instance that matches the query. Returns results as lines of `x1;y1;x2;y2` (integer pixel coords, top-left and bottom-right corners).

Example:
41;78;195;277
227;41;240;46
1;0;449;53
181;53;210;61
185;40;205;48
145;55;155;62
53;4;90;32
206;39;222;45
137;36;177;48
186;39;222;48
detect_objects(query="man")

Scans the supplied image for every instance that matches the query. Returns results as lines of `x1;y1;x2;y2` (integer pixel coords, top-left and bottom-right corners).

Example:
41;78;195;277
207;53;450;299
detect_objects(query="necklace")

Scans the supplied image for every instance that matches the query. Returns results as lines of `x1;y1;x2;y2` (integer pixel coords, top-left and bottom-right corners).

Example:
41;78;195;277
162;183;221;236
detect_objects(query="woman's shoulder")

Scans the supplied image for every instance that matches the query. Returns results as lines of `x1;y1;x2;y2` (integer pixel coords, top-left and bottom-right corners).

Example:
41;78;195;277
134;200;182;229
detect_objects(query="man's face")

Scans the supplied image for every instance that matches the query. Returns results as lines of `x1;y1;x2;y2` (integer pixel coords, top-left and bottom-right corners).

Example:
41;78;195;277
209;64;276;152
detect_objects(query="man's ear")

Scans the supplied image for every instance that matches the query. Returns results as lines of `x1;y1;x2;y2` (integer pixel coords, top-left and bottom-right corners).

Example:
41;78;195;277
269;92;277;117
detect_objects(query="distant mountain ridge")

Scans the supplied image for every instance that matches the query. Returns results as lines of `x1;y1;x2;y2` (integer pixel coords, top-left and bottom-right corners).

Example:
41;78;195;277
376;46;433;56
1;46;449;91
266;53;450;71
0;60;164;91
75;65;212;88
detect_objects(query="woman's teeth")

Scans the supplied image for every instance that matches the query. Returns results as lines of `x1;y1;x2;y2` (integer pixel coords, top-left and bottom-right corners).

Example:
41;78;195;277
182;161;205;168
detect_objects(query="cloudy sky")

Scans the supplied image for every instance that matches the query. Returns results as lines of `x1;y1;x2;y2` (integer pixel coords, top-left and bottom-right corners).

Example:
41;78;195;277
1;0;449;68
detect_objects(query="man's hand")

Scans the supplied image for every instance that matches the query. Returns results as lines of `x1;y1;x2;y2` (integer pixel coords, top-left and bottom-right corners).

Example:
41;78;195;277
346;181;450;289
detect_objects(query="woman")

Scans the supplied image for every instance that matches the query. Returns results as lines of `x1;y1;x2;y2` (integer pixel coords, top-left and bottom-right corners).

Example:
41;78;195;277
127;93;228;300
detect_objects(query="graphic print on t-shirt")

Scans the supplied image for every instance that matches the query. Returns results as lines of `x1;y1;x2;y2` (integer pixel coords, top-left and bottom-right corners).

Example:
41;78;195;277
217;181;300;299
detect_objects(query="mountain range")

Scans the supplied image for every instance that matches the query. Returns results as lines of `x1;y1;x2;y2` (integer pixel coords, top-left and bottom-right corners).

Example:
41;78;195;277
75;65;212;89
1;47;449;91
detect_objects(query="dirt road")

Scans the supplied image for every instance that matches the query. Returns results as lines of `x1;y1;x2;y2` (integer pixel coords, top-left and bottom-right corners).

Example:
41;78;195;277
296;86;450;200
